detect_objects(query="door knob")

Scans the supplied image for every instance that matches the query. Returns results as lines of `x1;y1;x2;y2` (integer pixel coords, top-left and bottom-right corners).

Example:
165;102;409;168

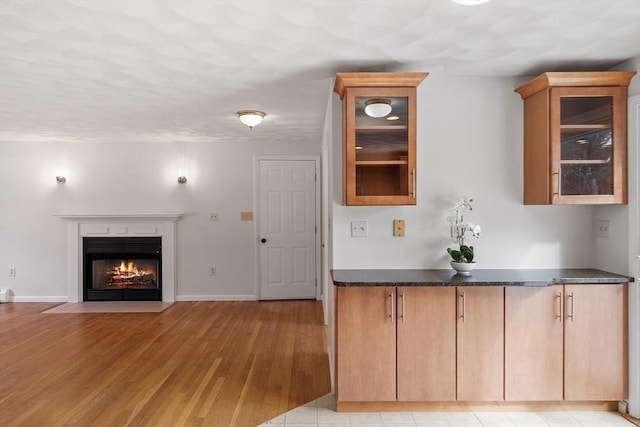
261;238;267;243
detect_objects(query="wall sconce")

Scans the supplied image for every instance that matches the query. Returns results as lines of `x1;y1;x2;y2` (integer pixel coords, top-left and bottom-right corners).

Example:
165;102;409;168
364;99;392;118
55;169;66;184
237;110;266;129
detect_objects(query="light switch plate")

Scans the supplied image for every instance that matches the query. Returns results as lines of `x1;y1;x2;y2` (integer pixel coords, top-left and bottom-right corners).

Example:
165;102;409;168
351;221;368;237
393;219;405;237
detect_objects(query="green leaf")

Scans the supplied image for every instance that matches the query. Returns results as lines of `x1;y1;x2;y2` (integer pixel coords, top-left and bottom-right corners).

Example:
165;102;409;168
459;245;474;263
447;248;463;262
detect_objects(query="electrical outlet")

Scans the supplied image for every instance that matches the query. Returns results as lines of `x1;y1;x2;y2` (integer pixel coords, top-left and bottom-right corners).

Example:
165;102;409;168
596;220;610;238
9;267;16;277
209;212;219;221
209;267;216;276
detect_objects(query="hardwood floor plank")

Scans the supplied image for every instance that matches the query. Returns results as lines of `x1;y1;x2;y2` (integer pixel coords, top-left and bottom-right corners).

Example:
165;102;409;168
0;301;330;427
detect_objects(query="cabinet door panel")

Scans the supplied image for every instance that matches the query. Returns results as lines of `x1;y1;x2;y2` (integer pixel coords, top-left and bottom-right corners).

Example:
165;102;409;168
336;286;396;402
397;287;456;401
564;284;626;400
457;286;504;401
505;286;563;401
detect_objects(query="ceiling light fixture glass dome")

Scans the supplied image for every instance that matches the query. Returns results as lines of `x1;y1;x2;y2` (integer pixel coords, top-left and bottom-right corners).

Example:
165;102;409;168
364;99;392;118
237;110;266;129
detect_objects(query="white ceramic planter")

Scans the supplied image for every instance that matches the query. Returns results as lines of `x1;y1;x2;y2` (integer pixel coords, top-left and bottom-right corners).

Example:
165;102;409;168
450;261;477;276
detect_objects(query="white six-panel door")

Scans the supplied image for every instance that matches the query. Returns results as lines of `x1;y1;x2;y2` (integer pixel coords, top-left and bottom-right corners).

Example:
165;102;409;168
258;160;317;300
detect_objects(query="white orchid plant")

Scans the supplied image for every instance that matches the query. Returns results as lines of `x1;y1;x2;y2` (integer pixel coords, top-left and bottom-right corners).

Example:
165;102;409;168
446;197;481;263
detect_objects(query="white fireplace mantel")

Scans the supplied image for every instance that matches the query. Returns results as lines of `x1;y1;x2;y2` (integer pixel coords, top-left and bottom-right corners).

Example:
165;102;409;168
56;213;183;221
56;213;183;302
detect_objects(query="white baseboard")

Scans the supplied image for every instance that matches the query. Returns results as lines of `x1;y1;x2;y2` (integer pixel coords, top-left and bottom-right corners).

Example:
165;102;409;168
175;294;257;301
12;296;68;302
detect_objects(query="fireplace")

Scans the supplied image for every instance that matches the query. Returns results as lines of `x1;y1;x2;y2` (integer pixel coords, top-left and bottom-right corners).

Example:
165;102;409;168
57;213;181;302
83;237;162;301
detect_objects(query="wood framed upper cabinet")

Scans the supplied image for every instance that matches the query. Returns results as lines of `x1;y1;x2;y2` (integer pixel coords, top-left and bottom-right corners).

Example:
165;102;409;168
334;72;428;206
564;284;627;401
504;285;564;401
456;286;504;401
335;286;396;402
396;287;456;401
515;71;636;205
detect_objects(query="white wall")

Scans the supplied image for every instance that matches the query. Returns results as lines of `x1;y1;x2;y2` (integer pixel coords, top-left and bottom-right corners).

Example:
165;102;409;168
331;73;596;270
595;57;640;275
0;139;319;300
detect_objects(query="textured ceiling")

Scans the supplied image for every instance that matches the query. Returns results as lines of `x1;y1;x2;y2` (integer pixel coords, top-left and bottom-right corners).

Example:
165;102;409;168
0;0;639;144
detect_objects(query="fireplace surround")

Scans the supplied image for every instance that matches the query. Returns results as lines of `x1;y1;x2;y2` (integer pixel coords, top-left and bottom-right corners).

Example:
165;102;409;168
57;213;182;302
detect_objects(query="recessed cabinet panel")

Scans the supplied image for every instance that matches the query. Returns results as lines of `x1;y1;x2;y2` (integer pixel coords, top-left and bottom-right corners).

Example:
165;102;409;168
335;72;427;206
515;71;635;205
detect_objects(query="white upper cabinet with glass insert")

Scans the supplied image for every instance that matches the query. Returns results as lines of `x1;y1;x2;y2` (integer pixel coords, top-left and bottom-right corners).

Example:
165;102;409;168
515;71;636;205
334;72;428;206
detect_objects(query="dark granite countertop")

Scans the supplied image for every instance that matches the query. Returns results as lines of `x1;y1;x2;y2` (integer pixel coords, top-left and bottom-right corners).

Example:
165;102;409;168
331;268;634;287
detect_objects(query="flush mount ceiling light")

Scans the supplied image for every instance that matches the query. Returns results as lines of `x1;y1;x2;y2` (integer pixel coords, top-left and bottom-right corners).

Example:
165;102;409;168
452;0;491;4
236;110;266;129
364;99;392;118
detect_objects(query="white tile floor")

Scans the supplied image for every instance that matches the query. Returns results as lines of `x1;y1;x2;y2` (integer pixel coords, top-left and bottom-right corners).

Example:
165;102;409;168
259;394;638;427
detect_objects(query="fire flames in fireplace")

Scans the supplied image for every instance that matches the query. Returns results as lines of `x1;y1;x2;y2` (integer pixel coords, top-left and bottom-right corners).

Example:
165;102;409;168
106;260;156;288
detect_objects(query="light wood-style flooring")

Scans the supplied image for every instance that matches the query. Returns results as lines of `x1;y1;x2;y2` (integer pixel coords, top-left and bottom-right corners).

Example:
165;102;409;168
0;301;331;427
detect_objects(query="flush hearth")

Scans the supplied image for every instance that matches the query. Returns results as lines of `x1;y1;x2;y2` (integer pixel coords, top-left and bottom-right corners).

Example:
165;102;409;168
83;237;162;301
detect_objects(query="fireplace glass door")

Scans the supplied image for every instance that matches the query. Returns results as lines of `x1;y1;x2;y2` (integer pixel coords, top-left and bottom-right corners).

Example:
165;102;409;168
83;237;162;301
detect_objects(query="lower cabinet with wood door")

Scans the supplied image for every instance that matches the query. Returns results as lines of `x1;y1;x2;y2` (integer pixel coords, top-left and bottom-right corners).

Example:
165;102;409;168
456;286;504;401
505;284;627;401
335;286;457;404
335;282;627;411
564;284;627;400
335;286;397;402
505;285;564;401
396;287;457;401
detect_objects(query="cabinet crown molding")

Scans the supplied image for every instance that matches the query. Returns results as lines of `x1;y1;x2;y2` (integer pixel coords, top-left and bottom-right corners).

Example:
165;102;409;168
515;71;636;100
334;72;428;99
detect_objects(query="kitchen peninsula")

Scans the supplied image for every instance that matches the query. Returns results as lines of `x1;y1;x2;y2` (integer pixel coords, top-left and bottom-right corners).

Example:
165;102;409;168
332;268;633;412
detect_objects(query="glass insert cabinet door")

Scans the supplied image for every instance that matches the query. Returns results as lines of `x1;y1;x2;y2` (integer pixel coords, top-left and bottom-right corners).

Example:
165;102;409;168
345;88;416;205
550;86;628;204
354;93;411;198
